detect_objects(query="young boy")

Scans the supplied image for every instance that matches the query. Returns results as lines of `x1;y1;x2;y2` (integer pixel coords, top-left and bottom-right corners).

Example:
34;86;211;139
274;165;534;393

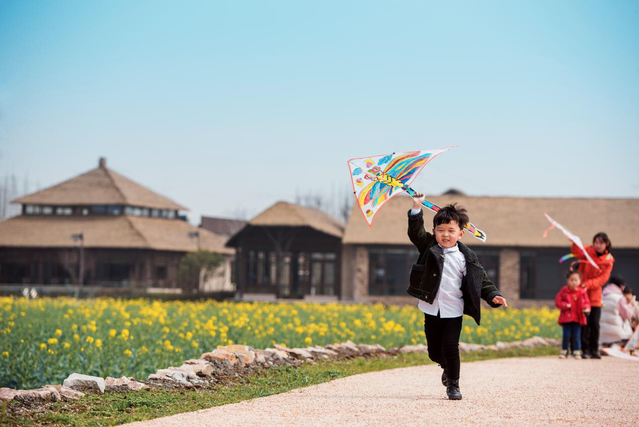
406;194;507;400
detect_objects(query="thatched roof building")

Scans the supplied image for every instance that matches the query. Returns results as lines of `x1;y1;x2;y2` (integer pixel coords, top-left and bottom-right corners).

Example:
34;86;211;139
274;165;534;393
341;193;639;306
227;201;344;300
0;158;232;290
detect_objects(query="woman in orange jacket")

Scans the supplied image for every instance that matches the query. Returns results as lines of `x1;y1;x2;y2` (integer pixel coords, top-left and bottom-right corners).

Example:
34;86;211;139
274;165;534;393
570;232;614;359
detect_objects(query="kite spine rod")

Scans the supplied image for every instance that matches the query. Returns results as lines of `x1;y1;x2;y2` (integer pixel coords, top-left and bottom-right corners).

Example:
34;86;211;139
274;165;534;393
403;186;487;242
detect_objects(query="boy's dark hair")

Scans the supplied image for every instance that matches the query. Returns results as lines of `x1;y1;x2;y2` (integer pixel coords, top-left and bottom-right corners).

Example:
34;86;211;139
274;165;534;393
593;232;611;251
433;203;469;230
566;270;582;280
622;287;633;295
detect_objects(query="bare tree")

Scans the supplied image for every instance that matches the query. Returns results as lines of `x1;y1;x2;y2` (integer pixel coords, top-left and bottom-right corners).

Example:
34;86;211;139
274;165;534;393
294;183;353;223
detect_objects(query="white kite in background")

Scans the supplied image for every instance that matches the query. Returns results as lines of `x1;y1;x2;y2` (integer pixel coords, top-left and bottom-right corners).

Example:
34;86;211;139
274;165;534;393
543;213;599;270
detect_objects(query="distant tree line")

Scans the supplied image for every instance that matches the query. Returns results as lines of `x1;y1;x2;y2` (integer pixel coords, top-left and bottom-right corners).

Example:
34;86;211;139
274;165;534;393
294;184;353;224
0;173;38;220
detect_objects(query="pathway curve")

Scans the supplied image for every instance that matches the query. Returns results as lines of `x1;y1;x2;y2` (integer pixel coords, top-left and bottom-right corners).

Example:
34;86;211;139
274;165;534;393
124;356;639;427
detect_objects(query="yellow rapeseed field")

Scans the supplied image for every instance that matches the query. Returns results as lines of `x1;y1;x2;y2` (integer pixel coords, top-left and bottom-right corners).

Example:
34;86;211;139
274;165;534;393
0;296;560;389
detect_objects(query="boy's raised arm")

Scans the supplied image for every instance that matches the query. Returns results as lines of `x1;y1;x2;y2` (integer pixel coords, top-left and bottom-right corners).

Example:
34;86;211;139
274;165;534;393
407;194;433;252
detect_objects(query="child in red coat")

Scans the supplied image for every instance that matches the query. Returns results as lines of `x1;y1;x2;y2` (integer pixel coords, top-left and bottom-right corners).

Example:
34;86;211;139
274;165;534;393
555;271;591;359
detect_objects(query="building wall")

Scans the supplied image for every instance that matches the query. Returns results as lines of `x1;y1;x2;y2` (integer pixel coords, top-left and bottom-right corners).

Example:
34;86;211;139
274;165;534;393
342;245;639;308
499;249;520;306
200;255;235;292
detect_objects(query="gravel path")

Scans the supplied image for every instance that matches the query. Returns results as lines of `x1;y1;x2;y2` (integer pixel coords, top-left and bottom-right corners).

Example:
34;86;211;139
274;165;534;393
124;356;639;427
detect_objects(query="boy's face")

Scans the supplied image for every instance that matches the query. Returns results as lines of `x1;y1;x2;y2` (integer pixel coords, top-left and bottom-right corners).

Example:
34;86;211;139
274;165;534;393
433;221;465;249
567;274;581;290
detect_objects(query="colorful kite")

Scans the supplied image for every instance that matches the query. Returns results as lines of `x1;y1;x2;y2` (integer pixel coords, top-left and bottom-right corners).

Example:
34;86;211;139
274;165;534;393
542;213;599;270
347;147;487;242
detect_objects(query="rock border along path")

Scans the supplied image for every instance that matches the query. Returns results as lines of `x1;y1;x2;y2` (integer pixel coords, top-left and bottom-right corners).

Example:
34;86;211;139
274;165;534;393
0;336;559;405
123;356;639;427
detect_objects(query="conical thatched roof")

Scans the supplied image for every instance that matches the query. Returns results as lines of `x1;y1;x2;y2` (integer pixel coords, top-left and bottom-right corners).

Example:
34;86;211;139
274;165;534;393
13;158;186;210
227;201;344;246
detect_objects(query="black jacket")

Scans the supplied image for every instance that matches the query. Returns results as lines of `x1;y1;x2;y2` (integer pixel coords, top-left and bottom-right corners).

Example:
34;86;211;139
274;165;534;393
406;209;502;325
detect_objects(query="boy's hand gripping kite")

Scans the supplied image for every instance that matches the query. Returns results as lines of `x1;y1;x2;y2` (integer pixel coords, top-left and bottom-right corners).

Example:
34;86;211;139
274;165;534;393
347;147;487;242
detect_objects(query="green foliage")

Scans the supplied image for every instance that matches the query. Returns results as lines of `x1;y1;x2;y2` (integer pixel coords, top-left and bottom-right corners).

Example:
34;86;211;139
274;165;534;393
0;297;561;390
177;250;224;291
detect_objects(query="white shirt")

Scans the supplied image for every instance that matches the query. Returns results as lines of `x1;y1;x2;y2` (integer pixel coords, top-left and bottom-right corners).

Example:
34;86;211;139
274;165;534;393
411;208;466;318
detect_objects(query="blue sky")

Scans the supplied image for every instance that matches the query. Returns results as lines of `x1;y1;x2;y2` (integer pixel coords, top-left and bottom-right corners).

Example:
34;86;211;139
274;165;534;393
1;1;638;223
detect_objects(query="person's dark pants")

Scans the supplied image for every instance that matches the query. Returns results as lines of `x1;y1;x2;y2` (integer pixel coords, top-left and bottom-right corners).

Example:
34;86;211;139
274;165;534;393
562;322;581;352
581;307;601;355
424;312;463;380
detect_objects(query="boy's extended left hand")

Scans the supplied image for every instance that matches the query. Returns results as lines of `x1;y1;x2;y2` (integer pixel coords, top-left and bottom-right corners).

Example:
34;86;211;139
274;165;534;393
492;296;508;307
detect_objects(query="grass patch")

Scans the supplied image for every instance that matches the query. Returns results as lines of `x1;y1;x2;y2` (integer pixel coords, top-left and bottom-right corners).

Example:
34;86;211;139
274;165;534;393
1;346;557;426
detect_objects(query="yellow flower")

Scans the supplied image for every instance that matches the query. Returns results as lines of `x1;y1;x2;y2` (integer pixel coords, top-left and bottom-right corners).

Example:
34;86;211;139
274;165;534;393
95;339;102;348
40;343;47;350
191;341;198;348
109;329;117;338
304;336;312;345
63;342;71;349
121;329;130;340
47;338;58;345
86;336;94;343
55;329;62;336
73;334;80;341
2;351;8;357
124;349;132;356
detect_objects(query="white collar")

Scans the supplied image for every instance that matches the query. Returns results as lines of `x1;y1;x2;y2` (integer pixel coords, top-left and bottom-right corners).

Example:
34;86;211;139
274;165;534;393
439;244;460;254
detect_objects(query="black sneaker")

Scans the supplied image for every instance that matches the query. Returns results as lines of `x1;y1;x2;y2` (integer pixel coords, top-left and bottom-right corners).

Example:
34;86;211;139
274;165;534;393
441;370;448;387
582;351;592;359
590;351;602;359
446;379;462;400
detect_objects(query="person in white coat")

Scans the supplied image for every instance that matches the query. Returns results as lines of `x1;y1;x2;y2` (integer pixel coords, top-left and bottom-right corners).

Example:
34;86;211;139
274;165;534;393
600;276;634;345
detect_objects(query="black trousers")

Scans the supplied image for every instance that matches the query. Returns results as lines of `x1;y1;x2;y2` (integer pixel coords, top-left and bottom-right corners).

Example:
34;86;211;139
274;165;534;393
581;306;602;354
424;313;463;380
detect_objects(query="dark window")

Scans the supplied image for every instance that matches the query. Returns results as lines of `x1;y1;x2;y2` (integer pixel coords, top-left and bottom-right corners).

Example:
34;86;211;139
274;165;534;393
247;250;257;284
309;252;337;295
0;263;28;284
91;205;107;214
519;249;574;299
108;206;122;215
155;266;167;280
611;250;639;292
369;248;415;295
472;249;500;289
96;263;132;285
278;254;292;297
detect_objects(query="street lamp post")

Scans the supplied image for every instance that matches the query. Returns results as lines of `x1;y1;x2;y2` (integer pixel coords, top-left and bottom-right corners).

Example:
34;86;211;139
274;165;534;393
70;233;84;286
